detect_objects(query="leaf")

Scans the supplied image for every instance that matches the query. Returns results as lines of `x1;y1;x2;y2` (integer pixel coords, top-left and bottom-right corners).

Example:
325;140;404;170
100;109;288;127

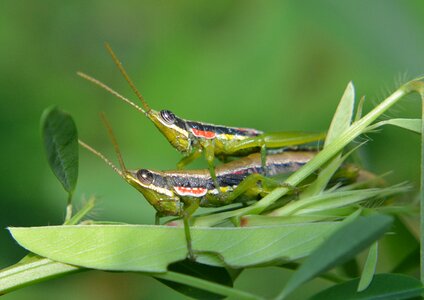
310;273;424;300
275;214;393;299
270;184;408;217
368;118;421;134
325;81;355;146
357;242;378;292
156;260;232;300
41;106;79;194
8;222;341;273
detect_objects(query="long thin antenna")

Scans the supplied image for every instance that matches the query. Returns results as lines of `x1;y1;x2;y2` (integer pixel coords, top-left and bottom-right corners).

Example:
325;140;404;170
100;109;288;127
77;71;146;115
104;43;151;113
78;140;124;179
99;112;127;174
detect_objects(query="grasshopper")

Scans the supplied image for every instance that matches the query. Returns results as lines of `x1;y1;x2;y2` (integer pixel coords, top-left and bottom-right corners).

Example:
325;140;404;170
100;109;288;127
79;115;317;258
77;44;325;190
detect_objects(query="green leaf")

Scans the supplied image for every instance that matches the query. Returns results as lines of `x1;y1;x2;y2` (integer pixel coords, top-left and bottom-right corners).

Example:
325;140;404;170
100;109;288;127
270;184;408;217
368;118;421;134
276;214;393;299
8;223;341;273
156;260;233;300
310;273;424;300
41;106;79;194
357;242;378;292
325;81;355;146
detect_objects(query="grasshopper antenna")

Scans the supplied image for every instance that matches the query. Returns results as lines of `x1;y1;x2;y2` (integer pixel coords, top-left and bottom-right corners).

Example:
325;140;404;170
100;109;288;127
104;43;151;113
78;140;124;179
99;112;128;175
77;71;146;115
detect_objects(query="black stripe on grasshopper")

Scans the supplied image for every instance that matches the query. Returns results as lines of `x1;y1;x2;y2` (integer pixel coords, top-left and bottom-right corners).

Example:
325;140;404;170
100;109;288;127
134;150;315;208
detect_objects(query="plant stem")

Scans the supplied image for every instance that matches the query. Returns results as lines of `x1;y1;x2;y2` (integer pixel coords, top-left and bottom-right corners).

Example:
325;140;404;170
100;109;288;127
65;192;73;222
0;256;82;295
153;271;263;300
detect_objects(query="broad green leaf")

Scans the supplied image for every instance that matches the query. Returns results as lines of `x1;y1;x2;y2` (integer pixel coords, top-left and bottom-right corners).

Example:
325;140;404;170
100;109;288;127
357;242;378;292
310;273;424;300
41;106;78;194
9;223;341;273
156;260;232;300
0;255;82;294
276;214;393;299
368;118;421;134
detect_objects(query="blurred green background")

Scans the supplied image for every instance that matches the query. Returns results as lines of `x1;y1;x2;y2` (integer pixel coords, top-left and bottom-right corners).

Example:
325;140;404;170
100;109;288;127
1;1;424;299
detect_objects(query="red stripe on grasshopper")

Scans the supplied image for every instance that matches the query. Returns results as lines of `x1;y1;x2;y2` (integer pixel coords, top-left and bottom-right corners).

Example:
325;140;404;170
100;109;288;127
174;186;208;197
191;128;216;139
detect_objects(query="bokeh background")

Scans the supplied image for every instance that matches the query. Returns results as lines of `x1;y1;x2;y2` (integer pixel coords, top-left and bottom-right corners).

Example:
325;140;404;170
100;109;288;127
1;1;424;299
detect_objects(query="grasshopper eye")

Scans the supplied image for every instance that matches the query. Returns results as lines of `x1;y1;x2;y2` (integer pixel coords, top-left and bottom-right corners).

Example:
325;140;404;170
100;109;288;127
160;110;176;124
137;169;154;185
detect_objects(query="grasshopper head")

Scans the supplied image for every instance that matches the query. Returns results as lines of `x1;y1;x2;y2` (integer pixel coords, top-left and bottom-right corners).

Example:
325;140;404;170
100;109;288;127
145;109;191;154
126;169;184;217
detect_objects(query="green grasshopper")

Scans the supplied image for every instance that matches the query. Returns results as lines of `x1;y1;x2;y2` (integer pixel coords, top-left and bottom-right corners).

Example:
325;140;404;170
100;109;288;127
79;115;318;258
77;44;325;190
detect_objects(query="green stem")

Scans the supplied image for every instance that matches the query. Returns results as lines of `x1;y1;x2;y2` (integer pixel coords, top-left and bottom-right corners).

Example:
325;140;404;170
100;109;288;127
65;192;73;222
64;196;96;225
153;271;263;300
0;256;83;295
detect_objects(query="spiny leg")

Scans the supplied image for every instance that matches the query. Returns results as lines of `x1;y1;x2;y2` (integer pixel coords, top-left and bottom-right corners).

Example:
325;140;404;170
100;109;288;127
177;147;202;170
